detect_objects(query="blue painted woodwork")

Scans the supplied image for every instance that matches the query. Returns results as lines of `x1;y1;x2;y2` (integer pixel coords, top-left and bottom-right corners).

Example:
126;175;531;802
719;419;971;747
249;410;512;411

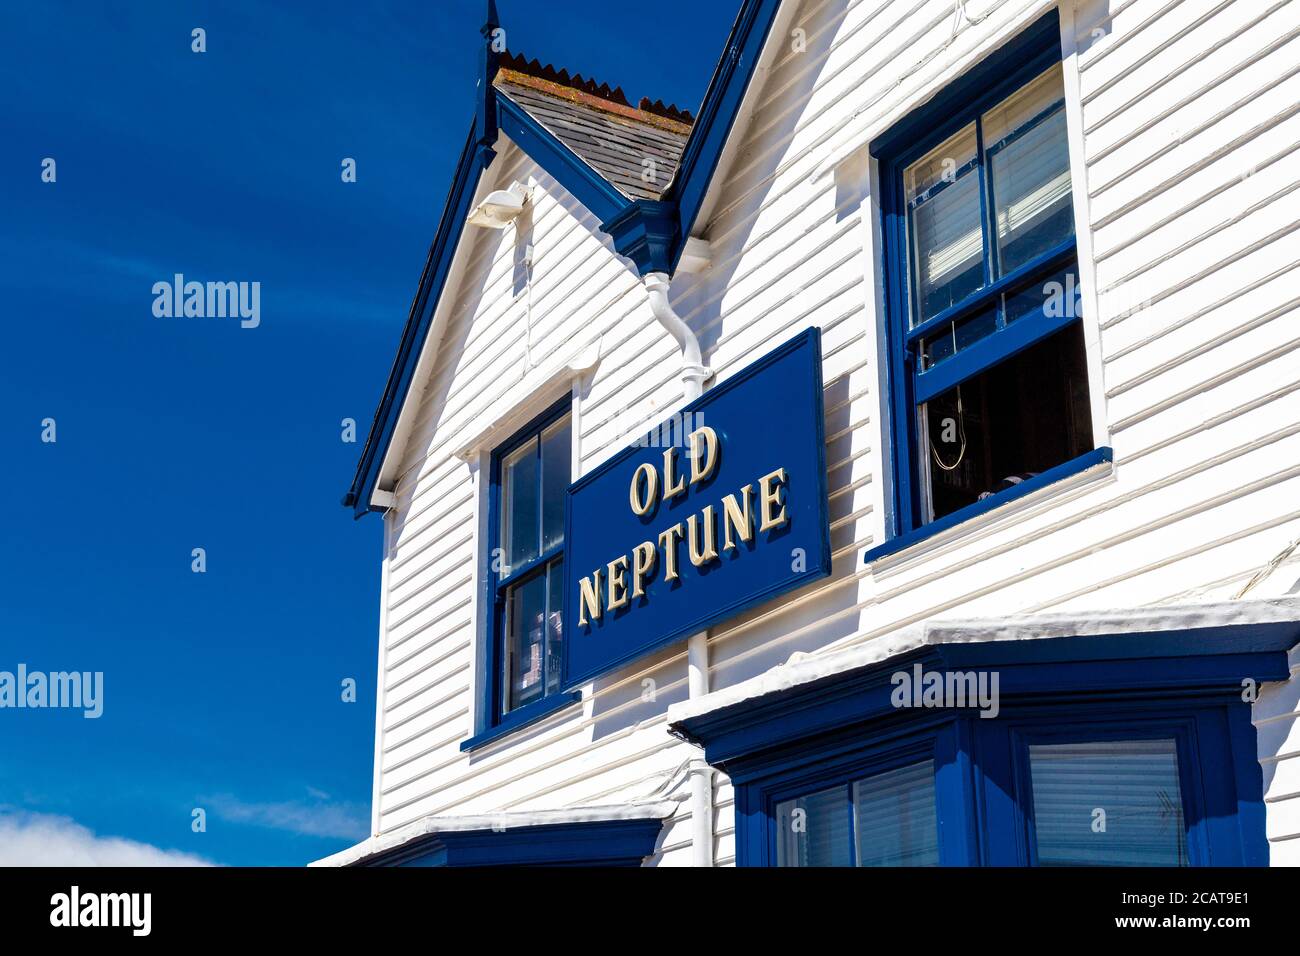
561;328;831;689
671;625;1296;867
346;1;787;518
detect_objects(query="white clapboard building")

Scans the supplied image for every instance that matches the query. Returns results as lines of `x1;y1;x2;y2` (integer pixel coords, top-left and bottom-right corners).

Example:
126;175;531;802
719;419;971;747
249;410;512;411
318;0;1300;867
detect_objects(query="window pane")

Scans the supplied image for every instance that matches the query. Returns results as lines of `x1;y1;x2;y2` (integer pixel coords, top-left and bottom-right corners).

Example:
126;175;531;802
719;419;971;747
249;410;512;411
1004;266;1081;325
544;559;563;695
540;416;571;553
1029;739;1188;866
922;321;1093;522
919;306;998;371
503;571;547;713
984;63;1073;275
905;125;984;325
775;786;851;867
500;437;540;576
853;760;939;866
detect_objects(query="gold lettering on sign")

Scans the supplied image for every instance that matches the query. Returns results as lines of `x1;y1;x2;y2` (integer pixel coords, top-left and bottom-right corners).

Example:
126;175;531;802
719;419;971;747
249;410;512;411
607;555;630;611
631;541;656;598
758;467;788;532
658;523;685;582
579;419;807;630
662;447;686;501
721;484;754;552
688;426;718;486
629;462;658;516
578;569;603;626
687;506;720;567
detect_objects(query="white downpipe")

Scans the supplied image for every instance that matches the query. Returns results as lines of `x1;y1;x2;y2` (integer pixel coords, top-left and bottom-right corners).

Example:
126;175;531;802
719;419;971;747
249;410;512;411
645;270;714;867
686;630;713;867
645;272;710;402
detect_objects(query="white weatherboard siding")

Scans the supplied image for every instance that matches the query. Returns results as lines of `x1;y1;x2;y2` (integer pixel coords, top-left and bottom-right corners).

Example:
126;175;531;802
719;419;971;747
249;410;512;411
370;0;1300;865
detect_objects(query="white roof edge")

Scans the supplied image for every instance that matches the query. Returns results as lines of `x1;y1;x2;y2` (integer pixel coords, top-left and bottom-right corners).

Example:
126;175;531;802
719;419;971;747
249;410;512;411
667;597;1300;728
310;799;679;867
453;339;602;462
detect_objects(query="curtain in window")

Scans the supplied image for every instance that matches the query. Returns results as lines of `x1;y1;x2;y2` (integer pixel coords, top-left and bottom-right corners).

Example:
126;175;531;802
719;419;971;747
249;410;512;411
776;786;851;867
906;125;983;325
1029;739;1188;866
853;759;940;866
775;760;939;866
984;63;1072;275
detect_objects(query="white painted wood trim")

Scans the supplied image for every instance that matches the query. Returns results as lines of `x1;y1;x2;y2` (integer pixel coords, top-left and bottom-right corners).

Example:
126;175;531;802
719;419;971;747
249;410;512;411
370;511;394;836
1060;0;1115;448
453;342;601;462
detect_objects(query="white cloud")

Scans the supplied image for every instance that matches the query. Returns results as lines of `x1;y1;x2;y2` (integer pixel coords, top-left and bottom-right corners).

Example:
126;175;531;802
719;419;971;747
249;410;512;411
203;792;367;841
0;811;213;867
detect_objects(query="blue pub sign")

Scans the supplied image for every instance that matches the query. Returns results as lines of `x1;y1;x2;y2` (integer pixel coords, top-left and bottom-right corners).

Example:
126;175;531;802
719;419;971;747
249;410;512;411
563;327;832;688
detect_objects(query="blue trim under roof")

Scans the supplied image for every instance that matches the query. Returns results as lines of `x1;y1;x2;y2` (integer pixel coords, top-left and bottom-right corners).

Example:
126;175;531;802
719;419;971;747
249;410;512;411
344;0;784;517
663;0;781;271
495;94;627;224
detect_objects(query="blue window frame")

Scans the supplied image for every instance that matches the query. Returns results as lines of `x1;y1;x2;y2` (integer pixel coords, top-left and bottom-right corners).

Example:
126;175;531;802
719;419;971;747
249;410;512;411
766;728;965;867
1019;729;1191;867
869;10;1106;560
739;695;1263;868
682;626;1285;867
462;398;579;752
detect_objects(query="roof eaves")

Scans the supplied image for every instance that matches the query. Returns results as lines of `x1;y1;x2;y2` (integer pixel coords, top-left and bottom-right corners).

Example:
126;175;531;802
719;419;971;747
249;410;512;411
346;1;790;517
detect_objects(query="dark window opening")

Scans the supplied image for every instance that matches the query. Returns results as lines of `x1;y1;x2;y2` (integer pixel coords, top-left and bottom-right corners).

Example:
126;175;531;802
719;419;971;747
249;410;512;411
923;321;1093;522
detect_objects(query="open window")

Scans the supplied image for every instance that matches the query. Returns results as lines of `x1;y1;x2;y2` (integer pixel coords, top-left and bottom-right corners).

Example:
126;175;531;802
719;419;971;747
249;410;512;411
871;11;1106;557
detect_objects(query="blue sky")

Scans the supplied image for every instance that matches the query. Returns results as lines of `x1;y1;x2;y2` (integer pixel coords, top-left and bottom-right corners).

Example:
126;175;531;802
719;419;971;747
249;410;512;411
0;0;735;866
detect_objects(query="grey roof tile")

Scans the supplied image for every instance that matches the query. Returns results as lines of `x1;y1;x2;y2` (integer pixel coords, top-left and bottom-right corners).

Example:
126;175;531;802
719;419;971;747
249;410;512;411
496;78;692;201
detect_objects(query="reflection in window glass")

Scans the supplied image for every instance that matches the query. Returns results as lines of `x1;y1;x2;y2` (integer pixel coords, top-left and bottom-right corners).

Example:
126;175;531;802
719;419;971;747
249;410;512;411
501;438;540;576
502;559;565;715
545;560;564;696
494;410;570;717
919;307;998;370
540;417;571;553
776;786;851;867
1003;266;1080;325
853;760;939;866
1029;738;1188;866
906;125;984;326
775;760;939;866
984;63;1072;275
504;570;547;712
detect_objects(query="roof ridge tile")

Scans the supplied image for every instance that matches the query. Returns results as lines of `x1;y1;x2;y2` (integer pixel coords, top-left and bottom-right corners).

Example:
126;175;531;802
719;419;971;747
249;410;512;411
498;49;695;123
